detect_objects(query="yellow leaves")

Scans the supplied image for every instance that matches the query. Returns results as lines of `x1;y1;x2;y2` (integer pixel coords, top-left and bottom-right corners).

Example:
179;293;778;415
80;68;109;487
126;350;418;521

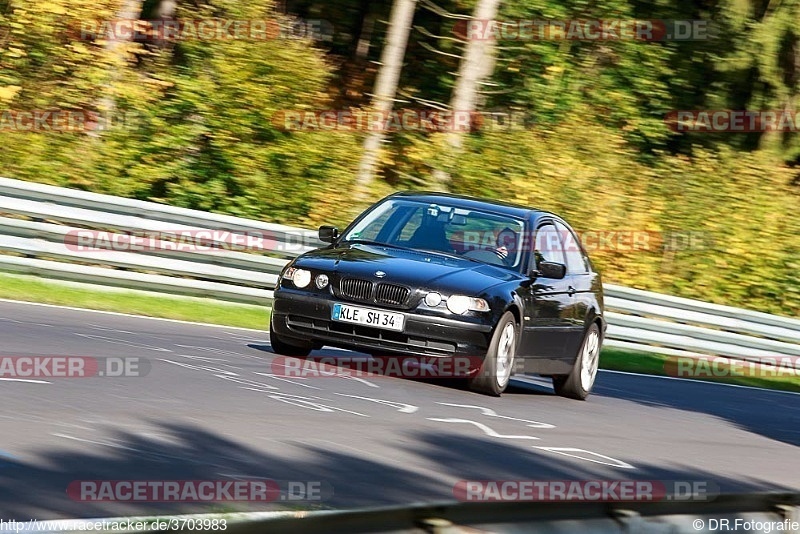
5;47;26;58
444;115;800;316
37;2;68;15
67;42;91;55
0;85;21;103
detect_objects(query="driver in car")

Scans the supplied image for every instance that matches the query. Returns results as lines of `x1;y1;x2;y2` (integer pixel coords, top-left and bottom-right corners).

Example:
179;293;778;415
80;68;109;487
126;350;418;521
494;226;519;262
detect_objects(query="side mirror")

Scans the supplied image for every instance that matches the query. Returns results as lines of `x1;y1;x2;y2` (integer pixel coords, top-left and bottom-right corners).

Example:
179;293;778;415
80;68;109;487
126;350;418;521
318;225;339;243
530;261;567;280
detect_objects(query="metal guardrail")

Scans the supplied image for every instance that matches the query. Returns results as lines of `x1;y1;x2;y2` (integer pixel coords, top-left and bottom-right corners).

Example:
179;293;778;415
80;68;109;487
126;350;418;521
37;492;800;533
208;492;800;534
0;177;798;363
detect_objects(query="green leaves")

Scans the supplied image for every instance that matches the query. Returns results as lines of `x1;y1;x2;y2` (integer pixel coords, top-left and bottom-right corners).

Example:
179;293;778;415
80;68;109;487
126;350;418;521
0;0;798;317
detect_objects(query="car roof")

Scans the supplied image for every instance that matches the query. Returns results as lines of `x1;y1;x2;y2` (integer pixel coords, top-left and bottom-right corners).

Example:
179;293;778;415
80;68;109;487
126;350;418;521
388;191;549;220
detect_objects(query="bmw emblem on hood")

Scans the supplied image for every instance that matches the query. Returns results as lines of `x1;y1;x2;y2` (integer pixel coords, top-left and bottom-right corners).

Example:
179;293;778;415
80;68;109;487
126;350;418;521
374;271;386;278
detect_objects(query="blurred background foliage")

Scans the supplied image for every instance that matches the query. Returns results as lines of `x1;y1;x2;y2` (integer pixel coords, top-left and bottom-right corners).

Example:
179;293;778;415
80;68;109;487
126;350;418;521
0;0;798;316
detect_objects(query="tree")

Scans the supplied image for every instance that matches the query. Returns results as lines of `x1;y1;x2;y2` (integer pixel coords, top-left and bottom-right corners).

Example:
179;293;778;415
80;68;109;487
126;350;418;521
430;0;501;190
92;0;145;136
353;0;417;204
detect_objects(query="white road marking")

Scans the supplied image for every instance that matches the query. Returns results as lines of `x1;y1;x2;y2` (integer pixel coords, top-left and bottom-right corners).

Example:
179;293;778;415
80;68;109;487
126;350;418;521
253;372;321;390
0;377;51;384
334;394;418;413
0;317;54;327
331;373;380;388
87;324;142;335
54;432;228;465
158;359;237;376
52;433;141;452
8;300;791;396
74;333;172;352
214;374;278;390
427;418;541;440
245;390;368;417
533;447;635;469
175;345;266;361
177;354;229;363
436;403;555;429
87;324;171;340
271;358;380;388
223;332;269;342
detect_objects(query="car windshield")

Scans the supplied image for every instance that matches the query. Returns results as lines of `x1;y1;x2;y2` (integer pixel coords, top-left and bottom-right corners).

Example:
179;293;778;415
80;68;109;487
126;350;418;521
342;198;527;271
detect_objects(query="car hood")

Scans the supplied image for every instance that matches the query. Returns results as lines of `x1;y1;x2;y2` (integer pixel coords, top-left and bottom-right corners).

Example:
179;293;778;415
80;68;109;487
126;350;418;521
293;243;522;294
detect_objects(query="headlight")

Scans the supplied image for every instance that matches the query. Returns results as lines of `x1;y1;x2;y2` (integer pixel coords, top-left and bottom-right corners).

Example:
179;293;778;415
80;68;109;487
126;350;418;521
424;292;443;307
446;295;490;314
292;269;312;288
283;267;312;288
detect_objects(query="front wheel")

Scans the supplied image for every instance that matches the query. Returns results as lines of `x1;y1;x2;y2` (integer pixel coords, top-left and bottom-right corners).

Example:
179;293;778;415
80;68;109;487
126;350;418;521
469;311;518;396
553;323;601;400
269;316;313;357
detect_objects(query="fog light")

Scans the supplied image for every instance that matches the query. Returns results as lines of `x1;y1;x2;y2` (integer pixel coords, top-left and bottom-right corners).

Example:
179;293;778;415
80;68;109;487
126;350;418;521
315;273;329;289
425;292;443;307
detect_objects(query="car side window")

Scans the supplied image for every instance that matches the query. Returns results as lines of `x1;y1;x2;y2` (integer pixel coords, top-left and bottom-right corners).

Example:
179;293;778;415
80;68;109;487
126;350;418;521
533;222;566;270
555;221;589;274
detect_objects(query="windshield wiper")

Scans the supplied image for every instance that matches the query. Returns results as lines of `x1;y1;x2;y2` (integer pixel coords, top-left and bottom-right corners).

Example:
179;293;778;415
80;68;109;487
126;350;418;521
415;248;481;263
347;240;495;267
344;239;416;252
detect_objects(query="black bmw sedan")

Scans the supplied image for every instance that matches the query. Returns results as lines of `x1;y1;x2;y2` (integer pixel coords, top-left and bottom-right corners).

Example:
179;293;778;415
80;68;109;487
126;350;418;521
270;192;606;399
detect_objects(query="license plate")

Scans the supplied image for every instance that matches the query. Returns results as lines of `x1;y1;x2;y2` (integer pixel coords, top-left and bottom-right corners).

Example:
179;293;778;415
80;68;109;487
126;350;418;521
331;303;405;332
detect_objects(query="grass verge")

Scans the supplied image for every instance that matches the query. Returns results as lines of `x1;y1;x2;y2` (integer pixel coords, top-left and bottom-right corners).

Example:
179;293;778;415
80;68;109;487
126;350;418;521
0;273;269;330
600;347;800;393
0;273;796;393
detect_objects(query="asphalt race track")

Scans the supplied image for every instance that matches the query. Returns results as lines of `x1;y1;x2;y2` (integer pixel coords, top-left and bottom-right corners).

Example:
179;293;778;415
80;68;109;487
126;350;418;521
0;299;798;520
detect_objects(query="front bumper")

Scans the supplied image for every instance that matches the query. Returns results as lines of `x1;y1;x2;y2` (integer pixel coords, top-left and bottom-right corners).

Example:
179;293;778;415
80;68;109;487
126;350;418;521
271;289;493;358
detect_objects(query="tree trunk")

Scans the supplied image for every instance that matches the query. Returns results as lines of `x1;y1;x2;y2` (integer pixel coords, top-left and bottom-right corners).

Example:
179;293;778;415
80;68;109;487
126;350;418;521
353;0;417;203
88;0;145;138
431;0;501;189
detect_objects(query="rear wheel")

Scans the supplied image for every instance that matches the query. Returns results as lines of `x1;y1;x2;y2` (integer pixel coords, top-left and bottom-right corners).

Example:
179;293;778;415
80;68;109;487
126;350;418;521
469;311;517;396
269;316;313;357
553;323;601;400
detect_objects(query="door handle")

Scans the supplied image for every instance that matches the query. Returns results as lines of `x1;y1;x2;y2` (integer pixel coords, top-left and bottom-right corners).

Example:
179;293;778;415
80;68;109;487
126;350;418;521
568;286;576;296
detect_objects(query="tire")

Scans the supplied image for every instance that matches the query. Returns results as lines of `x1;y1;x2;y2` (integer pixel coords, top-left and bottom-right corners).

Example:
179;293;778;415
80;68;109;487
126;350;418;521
553;323;601;400
469;311;518;396
269;316;313;357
